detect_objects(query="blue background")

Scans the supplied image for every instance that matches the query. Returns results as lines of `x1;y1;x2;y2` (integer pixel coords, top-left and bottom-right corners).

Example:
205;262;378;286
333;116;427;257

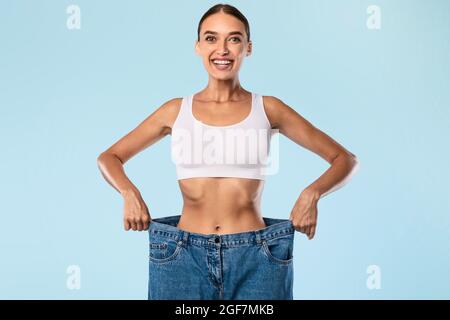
1;0;449;299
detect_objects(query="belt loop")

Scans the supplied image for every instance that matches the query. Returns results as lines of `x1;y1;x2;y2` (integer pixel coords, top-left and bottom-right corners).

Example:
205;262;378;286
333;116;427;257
180;230;189;246
255;230;262;244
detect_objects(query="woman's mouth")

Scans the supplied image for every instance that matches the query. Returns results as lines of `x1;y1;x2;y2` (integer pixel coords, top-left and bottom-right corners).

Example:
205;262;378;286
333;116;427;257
211;59;234;71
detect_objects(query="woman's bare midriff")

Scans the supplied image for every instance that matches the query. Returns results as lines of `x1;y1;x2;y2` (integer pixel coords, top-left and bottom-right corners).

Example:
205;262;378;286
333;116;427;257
175;177;267;235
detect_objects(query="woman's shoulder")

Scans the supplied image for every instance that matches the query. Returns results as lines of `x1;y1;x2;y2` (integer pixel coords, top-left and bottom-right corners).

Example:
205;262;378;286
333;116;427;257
163;96;184;109
260;95;296;130
163;96;185;120
262;95;299;112
144;96;184;133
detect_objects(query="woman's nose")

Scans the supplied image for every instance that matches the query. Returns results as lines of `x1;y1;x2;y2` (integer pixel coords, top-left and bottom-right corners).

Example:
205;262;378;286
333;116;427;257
217;42;229;54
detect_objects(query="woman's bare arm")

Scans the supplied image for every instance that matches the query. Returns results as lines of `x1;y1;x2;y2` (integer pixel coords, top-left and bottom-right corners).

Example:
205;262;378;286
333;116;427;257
96;97;182;230
263;95;359;239
263;95;359;199
97;97;181;195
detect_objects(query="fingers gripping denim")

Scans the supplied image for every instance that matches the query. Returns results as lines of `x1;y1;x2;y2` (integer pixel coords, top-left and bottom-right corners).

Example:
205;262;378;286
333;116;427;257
147;215;295;300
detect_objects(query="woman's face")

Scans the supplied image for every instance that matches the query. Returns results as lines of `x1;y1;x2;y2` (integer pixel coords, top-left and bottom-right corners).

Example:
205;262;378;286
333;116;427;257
195;12;252;80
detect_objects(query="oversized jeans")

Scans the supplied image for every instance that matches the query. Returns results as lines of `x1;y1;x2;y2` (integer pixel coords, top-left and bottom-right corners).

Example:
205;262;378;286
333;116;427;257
147;215;295;300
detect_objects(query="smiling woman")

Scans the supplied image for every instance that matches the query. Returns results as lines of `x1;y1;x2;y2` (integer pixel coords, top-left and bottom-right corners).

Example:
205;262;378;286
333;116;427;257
194;4;252;80
96;3;359;301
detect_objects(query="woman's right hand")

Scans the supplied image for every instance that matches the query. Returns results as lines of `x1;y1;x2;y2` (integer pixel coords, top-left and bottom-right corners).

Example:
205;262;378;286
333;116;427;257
122;189;151;231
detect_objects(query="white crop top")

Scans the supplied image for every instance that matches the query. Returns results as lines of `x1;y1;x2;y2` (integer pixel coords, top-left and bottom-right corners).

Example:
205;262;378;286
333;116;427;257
170;92;276;180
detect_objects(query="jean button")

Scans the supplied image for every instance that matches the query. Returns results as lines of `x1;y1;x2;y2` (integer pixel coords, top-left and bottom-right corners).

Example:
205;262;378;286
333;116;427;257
215;236;220;243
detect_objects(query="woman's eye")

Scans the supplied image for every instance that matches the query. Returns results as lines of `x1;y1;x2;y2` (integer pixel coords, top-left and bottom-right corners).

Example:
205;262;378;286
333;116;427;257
205;36;240;42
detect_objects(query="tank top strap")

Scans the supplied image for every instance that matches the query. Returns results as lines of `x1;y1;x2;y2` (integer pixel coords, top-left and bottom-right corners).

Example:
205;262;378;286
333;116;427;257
251;92;271;129
172;95;192;130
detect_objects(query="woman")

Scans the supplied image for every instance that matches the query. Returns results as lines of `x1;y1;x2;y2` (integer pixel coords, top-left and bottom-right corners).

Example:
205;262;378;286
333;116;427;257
97;4;359;300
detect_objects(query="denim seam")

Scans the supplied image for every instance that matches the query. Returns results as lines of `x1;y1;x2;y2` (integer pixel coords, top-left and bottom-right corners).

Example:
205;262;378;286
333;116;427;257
262;232;294;242
260;241;294;266
149;244;183;264
150;230;183;242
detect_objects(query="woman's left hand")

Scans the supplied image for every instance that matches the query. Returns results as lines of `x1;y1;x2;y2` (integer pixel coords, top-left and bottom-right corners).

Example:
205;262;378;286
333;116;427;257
289;189;320;240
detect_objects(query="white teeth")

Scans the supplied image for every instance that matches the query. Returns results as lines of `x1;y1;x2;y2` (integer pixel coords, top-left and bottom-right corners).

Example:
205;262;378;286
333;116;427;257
213;60;232;65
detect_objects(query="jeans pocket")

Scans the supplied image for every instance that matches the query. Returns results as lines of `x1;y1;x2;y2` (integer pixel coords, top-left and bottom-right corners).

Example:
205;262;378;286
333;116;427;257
261;234;294;265
149;234;182;264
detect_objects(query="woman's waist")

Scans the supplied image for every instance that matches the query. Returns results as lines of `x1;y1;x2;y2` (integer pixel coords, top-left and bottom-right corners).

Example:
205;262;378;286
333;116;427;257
177;207;266;235
149;214;294;241
178;177;265;204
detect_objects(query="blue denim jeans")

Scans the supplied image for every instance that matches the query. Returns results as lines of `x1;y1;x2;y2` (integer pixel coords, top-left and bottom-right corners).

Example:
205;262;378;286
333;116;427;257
147;215;295;300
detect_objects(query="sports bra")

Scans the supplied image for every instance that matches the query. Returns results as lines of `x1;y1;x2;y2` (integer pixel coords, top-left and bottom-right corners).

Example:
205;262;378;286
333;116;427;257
170;92;276;180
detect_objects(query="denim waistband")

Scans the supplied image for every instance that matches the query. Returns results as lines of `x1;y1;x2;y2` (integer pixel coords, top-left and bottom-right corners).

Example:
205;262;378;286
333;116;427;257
148;214;295;248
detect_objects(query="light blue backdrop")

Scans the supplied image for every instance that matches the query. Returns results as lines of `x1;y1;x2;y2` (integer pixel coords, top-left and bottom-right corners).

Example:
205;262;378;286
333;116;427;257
1;0;449;299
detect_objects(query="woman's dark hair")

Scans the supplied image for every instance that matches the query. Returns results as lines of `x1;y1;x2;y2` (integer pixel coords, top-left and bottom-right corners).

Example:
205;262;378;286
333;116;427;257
197;3;250;42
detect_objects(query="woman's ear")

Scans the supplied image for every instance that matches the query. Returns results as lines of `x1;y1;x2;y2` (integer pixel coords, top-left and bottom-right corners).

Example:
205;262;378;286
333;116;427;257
246;41;252;56
195;40;200;56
